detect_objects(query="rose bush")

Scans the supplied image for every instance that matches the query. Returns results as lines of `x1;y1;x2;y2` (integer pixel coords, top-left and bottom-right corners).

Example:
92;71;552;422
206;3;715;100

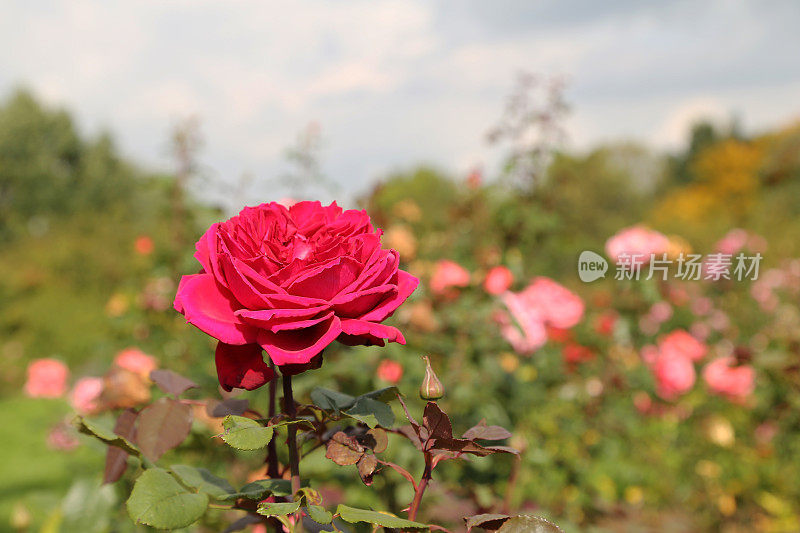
173;201;418;391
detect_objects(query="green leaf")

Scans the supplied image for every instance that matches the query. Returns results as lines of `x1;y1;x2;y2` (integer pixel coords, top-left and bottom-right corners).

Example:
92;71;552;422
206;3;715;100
361;386;401;403
497;516;563;533
257;500;301;517
336;504;428;530
126;468;208;529
220;415;274;450
170;465;235;500
226;479;293;501
344;397;395;428
310;388;356;414
76;416;139;456
306;505;333;524
464;513;511;531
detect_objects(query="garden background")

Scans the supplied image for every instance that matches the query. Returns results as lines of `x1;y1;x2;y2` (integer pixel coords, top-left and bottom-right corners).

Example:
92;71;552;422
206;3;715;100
3;3;800;532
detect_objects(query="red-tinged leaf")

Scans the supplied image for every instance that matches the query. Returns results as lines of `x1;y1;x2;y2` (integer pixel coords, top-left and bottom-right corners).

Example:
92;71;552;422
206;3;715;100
423;402;452;439
464;513;511;531
482;445;520;455
366;428;388;453
150;370;198;397
104;408;138;484
462;420;512;441
325;431;364;466
208;398;249;418
396;425;423;451
136;398;193;462
357;454;378;485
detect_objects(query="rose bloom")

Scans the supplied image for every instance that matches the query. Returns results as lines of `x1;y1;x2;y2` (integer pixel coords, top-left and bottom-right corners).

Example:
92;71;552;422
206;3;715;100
653;350;696;400
376;359;403;384
605;225;670;265
497;277;583;354
659;329;708;362
703;357;755;401
134;235;154;256
483;266;514;295
429;260;470;295
173;201;418;391
521;277;584;330
114;348;158;378
562;343;594;364
714;228;749;255
594;311;617;337
24;358;69;398
70;377;104;415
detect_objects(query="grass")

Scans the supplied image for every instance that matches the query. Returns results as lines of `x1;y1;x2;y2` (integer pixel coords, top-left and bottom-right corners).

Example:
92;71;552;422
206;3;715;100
0;396;104;532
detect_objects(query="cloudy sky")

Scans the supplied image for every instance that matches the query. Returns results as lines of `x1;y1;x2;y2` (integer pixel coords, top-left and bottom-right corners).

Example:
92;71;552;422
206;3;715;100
2;0;799;205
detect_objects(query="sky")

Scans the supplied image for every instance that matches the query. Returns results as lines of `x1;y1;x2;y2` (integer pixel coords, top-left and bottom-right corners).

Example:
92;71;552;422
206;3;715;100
2;0;800;207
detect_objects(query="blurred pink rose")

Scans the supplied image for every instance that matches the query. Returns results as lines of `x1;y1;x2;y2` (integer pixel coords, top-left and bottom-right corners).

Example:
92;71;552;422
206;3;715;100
114;348;158;379
714;229;748;255
430;260;470;295
70;377;104;415
703;357;754;401
649;301;673;324
376;359;403;384
640;344;659;366
653;350;696;400
594;311;617;337
659;329;707;362
47;423;80;451
24;358;69;398
523;277;584;329
494;305;547;355
605;225;670;265
484;266;513;295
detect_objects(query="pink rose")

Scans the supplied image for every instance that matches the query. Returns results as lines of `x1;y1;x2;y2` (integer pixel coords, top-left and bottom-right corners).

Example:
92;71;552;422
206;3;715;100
714;228;748;255
497;277;583;354
24;358;69;398
70;377;104;415
484;266;513;295
114;348;158;378
605;225;670;265
174;202;418;391
703;357;754;401
376;359;403;384
653;350;696;400
429;260;470;295
522;277;584;329
659;330;707;362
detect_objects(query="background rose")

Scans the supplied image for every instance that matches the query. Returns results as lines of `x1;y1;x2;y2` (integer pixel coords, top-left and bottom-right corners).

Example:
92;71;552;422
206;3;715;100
484;265;514;295
174;201;418;391
659;330;708;362
703;357;755;401
24;359;69;398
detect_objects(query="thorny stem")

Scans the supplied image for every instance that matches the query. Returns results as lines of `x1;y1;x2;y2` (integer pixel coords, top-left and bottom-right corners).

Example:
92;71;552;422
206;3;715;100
282;373;304;533
407;452;433;522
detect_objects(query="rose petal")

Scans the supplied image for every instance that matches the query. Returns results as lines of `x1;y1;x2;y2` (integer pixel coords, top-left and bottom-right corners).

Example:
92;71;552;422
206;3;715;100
288;257;362;300
339;319;406;346
236;305;332;332
332;285;398;318
215;342;275;392
175;274;257;345
259;313;342;366
359;270;419;322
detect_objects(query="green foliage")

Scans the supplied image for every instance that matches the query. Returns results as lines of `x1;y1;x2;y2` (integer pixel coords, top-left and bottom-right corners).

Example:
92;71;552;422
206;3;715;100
126;468;208;529
219;415;275;450
335;504;428;529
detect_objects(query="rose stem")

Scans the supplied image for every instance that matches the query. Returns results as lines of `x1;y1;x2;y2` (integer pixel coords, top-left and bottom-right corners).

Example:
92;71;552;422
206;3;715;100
281;372;304;532
407;452;433;521
266;362;280;478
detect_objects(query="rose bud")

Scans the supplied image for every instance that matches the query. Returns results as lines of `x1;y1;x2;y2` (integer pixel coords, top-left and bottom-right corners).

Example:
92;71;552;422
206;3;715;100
419;355;444;401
